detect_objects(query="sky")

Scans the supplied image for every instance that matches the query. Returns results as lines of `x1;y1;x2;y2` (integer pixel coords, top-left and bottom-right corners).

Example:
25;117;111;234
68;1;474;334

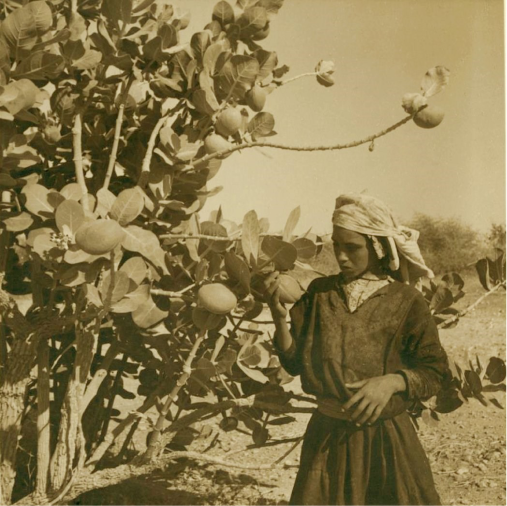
170;0;505;237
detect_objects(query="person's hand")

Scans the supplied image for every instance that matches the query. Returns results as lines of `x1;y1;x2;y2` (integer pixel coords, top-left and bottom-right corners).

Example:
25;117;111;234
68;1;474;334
343;374;406;426
262;271;287;319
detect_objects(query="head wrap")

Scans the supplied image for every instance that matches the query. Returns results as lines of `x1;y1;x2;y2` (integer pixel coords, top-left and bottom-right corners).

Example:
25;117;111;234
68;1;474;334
332;193;434;283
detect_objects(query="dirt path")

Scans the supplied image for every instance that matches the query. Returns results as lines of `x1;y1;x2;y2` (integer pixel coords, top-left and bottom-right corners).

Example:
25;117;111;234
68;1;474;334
69;274;505;505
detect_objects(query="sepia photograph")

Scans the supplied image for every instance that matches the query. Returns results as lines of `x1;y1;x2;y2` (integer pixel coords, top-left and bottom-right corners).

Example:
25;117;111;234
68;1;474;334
0;0;505;505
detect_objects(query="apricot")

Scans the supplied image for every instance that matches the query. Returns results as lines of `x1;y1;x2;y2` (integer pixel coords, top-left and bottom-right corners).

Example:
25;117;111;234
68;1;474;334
75;219;125;255
246;85;266;112
413;106;445;129
197;283;237;314
204;134;232;156
278;274;304;304
215;108;242;137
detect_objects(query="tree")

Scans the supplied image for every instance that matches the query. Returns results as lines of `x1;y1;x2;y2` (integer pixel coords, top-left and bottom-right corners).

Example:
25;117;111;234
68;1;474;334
0;1;500;505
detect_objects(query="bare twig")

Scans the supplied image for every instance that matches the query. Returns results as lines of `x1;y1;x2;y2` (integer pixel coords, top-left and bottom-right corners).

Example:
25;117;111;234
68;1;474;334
137;114;169;188
72;113;89;212
278;72;318;86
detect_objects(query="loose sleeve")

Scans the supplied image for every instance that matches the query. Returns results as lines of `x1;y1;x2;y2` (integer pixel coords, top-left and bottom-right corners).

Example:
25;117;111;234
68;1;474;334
397;293;450;401
273;290;311;377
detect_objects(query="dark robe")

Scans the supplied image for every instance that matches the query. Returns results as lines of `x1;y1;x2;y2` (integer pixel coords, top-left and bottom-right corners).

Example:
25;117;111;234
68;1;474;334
276;274;449;505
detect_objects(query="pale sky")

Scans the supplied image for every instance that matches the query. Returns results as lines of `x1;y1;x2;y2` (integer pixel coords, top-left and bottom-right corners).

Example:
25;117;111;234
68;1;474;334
171;0;505;236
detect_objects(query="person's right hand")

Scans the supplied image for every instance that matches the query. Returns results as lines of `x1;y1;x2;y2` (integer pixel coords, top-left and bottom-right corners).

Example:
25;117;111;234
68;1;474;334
262;271;287;319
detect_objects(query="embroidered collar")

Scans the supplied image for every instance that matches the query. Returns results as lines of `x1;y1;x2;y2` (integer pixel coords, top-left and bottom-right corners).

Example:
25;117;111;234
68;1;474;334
336;271;393;312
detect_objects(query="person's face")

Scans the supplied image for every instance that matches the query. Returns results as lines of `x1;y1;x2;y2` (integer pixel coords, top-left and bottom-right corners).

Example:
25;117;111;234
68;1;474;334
332;227;376;280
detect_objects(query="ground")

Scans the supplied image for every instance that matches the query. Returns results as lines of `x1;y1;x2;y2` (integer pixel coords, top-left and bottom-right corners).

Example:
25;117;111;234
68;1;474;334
67;272;505;506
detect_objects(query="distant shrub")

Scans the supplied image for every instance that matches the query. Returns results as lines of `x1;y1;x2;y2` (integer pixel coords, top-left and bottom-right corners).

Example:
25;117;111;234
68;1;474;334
488;223;506;250
407;214;487;274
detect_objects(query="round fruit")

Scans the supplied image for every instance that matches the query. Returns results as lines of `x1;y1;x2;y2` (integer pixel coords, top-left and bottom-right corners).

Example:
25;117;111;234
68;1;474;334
75;219;125;255
197;283;237;315
413;106;445;129
246;85;267;112
192;306;225;330
204;134;232;156
278;274;304;304
215;108;242;137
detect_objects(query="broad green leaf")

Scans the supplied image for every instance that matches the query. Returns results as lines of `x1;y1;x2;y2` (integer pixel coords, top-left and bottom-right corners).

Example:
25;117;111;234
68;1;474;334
110;187;145;226
64;246;101;264
111;284;150;313
192;89;218;116
486;357;506;384
68;12;86;41
96;188;116;218
242;210;260;265
475;258;492;291
3;212;33;232
212;1;235;25
60;183;85;201
420;66;450;98
203;42;229;76
464;370;482;395
122;225;168;273
132;296;168;328
0;40;9;73
238;6;268;37
216;55;259;100
252;425;269;446
254;49;278;80
190;31;210;62
224;251;251;293
236;359;269;384
257;0;284;15
55;199;85;236
0;174;18;189
13;51;65;80
102;0;133;27
85;283;103;308
292;237;317;260
247;112;274;140
22;183;54;218
72;49;102;70
60;264;87;286
282;206;300;242
0;79;39;115
1;1;53;55
429;286;453;314
100;270;131;304
261;236;297;270
200;221;229;252
119;256;147;285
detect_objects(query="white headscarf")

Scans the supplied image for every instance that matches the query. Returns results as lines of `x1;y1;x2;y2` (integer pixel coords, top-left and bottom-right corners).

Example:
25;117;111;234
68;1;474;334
332;193;434;283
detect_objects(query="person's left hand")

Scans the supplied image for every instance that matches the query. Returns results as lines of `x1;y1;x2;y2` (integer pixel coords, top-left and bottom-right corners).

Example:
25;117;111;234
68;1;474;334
343;374;406;426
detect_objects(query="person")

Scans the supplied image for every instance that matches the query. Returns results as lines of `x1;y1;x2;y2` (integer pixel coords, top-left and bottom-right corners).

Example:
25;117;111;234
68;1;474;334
264;193;450;506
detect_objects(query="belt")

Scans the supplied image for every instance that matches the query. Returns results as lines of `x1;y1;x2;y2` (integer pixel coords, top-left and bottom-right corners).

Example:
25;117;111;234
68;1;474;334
316;397;352;421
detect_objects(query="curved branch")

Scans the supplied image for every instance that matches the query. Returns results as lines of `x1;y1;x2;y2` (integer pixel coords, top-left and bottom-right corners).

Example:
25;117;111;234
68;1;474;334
188;113;414;171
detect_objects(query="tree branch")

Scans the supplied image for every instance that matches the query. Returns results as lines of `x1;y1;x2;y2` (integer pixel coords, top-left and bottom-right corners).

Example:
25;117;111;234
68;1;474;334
72;113;89;212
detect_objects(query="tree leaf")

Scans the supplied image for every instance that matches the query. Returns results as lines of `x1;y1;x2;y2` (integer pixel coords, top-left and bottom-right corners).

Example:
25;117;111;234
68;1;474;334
21;183;54;218
55;199;85;236
0;79;40;115
247;112;274;140
1;1;53;55
291;237;317;260
464;370;482;395
132;297;168;328
203;42;229;76
252;425;269;446
282;206;300;242
212;1;235;25
420;66;450;98
242;210;260;266
238;6;268;37
475;258;492;291
102;0;132;27
190;31;210;62
224;251;251;293
85;283;103;308
485;357;506;384
254;49;278;80
119;256;147;285
219;416;238;432
13;51;65;80
429;286;454;313
100;270;131;304
110;284;150;313
96;188;117;218
72;49;103;70
216;54;259;100
110;187;145;226
3;212;33;232
261;236;297;270
122;225;168;273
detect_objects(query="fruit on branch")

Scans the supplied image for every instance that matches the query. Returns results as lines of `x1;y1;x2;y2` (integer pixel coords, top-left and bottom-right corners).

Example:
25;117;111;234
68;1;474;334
192;306;225;330
278;274;304;304
246;85;267;112
204;133;233;156
413;105;445;129
215;108;242;137
75;219;125;255
197;283;238;314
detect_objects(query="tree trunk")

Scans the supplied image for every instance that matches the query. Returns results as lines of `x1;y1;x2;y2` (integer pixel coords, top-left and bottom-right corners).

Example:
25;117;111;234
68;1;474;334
35;340;50;497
